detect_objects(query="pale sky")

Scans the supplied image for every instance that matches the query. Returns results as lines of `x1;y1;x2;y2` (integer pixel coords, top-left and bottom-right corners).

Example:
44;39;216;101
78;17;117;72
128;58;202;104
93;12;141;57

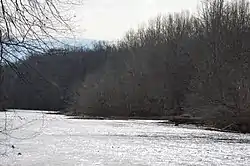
70;0;200;41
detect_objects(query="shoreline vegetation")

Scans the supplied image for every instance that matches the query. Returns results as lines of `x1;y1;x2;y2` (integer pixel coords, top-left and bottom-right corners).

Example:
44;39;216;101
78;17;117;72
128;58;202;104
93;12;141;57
64;114;244;133
2;109;243;133
2;0;250;133
62;112;248;134
68;115;248;134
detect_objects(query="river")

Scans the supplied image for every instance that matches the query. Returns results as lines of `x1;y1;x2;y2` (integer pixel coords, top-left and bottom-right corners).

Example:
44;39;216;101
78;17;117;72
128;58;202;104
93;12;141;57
0;110;250;166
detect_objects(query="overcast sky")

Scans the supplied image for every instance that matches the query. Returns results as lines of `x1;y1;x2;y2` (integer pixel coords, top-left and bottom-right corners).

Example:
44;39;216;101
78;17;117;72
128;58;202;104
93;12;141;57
71;0;200;41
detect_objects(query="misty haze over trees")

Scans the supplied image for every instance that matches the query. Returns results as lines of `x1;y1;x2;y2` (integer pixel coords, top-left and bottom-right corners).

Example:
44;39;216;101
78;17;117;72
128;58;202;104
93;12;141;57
1;0;250;133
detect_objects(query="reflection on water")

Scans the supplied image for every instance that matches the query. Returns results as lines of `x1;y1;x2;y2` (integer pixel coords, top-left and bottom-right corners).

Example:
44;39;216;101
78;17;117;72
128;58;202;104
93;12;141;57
0;110;250;166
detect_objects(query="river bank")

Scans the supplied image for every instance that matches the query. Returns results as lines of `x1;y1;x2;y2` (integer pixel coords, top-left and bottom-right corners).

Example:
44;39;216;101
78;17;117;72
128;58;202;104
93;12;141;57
1;110;250;166
59;111;250;134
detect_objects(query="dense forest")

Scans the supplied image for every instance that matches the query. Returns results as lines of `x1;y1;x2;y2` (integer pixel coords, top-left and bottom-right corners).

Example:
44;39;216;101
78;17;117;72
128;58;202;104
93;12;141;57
2;0;250;132
1;44;108;111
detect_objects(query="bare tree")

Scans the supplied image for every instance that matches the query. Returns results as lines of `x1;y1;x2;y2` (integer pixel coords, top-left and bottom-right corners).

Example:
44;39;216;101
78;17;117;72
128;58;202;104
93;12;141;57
0;0;78;155
0;0;78;107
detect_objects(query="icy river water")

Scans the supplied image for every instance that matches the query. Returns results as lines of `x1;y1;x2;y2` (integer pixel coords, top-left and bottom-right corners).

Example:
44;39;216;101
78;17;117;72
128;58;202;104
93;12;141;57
0;110;250;166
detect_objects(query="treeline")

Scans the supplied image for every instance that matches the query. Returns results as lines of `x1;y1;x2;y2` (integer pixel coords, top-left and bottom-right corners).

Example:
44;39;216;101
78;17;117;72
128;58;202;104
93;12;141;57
68;0;250;131
2;44;108;111
2;0;250;132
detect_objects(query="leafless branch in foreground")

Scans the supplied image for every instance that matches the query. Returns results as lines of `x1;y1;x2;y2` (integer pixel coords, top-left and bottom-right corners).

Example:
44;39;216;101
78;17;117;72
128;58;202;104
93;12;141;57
0;0;80;154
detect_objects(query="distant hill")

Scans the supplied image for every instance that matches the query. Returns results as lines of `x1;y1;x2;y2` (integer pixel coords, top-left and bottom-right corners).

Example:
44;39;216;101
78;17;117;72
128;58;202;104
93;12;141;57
3;38;100;61
58;38;99;49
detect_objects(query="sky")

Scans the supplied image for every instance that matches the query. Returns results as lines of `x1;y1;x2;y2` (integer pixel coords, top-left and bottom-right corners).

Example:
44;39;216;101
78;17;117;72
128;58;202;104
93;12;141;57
70;0;200;41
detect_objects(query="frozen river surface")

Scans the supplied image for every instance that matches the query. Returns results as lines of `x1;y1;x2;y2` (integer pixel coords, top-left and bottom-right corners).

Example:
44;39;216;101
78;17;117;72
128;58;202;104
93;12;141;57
0;110;250;166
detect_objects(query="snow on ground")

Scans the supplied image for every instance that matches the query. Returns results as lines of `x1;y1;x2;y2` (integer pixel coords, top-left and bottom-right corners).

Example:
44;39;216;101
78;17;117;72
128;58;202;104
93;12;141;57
0;110;250;166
